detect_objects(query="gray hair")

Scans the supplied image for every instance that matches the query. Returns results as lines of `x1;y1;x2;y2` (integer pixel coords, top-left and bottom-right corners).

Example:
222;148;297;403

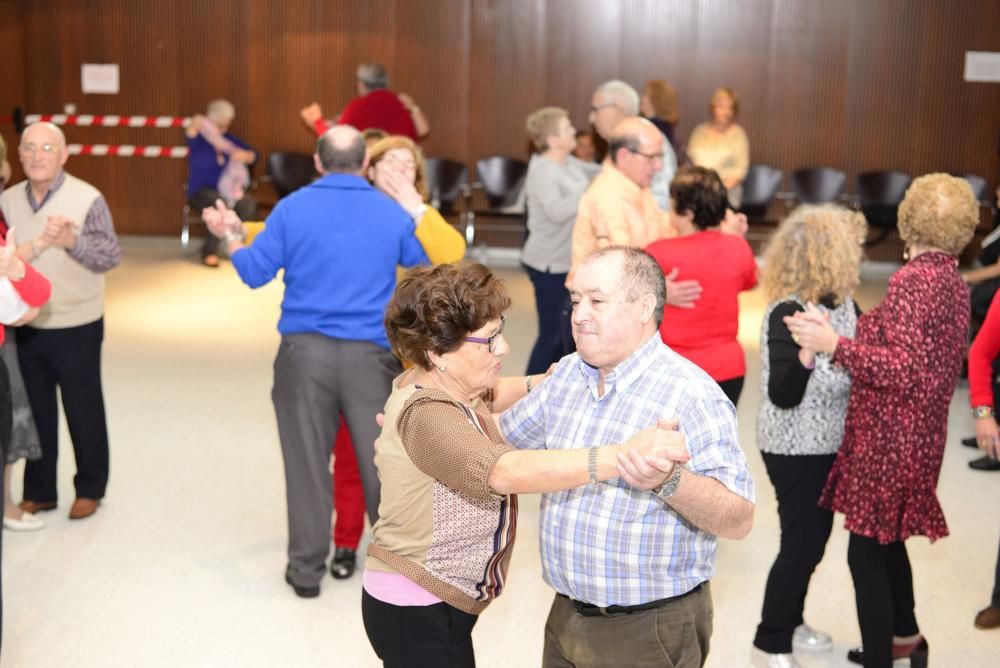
596;80;640;116
357;63;389;90
586;246;666;326
23;121;67;150
206;99;235;124
317;125;366;173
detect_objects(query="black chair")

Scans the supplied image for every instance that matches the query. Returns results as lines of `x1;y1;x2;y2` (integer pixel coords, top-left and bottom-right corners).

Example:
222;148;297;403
738;164;784;222
424;157;468;215
790;167;847;204
952;172;996;215
462;156;529;247
854;170;912;246
266;151;319;200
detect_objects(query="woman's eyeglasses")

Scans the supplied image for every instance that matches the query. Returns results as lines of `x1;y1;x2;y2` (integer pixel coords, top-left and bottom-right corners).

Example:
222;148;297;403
464;315;506;353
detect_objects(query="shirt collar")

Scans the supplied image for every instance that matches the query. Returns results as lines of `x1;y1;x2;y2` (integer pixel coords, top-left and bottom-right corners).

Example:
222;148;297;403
26;170;67;211
313;172;375;191
599;160;642;198
576;331;663;401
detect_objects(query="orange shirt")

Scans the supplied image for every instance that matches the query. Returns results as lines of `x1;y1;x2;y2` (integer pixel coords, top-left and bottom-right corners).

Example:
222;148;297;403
570;162;673;277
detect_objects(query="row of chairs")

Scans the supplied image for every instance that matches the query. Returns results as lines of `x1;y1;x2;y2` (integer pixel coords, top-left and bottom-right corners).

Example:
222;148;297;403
740;166;995;245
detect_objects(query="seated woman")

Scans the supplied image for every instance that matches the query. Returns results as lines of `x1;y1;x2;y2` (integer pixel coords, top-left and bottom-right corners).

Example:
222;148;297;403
363;262;688;667
687;87;750;209
522;106;600;374
645;166;758;405
751;205;866;667
327;135;468;580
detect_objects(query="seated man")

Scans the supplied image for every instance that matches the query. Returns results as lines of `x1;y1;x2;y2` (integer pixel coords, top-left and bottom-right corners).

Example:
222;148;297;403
185;99;257;267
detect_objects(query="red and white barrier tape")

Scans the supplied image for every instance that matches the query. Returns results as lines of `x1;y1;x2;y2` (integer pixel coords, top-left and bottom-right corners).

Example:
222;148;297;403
26;114;190;128
67;144;189;158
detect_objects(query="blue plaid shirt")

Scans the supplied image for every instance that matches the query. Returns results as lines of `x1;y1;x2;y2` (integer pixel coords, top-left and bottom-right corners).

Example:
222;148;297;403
500;333;754;607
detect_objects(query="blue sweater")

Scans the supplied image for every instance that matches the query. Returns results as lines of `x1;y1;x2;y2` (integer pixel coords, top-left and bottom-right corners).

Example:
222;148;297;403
231;173;429;348
186;132;253;197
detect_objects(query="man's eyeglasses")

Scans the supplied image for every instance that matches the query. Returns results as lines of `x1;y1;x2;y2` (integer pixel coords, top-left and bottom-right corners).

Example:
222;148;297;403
589;103;618;113
628;148;664;162
19;143;59;155
464;315;506;353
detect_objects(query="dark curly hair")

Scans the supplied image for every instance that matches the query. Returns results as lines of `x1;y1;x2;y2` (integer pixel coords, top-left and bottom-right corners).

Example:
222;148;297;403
385;262;511;369
669;166;729;230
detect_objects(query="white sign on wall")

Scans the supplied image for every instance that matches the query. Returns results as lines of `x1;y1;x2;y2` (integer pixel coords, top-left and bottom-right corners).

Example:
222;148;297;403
964;52;1000;83
81;63;120;94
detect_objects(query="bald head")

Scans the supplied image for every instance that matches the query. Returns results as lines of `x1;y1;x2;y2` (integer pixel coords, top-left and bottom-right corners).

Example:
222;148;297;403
23;121;67;150
316;124;367;174
607;117;664;189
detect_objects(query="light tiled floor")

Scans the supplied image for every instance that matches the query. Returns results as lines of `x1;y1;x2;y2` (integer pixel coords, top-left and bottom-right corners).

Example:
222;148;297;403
3;238;1000;667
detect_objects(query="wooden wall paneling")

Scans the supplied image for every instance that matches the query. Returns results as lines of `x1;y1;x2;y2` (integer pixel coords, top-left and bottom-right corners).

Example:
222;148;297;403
0;0;26;185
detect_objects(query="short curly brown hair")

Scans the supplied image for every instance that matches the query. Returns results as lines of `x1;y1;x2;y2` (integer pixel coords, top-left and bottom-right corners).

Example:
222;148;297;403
670;166;728;230
385;262;511;369
898;173;978;256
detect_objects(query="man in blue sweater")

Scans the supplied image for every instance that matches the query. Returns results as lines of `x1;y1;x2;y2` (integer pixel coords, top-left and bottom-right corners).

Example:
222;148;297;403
203;124;428;598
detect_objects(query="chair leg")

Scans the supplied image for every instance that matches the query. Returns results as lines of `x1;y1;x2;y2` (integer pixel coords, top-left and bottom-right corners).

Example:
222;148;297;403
464;211;476;246
181;204;191;249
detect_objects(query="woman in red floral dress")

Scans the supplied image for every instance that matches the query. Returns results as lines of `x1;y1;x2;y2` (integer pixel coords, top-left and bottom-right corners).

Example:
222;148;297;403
786;173;980;668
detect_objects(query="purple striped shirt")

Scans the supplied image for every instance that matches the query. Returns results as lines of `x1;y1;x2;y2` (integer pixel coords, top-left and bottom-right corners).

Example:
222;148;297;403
500;333;754;607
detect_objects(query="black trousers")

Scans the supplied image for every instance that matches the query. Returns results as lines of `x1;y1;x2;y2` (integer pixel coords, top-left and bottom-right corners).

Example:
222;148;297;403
189;188;257;259
525;265;570;375
847;534;919;668
992;529;1000;608
362;589;478;667
0;352;10;652
753;452;836;653
717;376;744;406
17;319;110;503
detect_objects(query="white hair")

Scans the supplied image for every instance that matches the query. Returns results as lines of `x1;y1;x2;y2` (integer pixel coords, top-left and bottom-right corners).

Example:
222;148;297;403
596;80;640;116
24;121;67;149
206;99;236;124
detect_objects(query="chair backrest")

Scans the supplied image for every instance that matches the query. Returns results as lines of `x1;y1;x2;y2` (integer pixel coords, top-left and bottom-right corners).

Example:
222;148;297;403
855;170;912;208
424;157;468;213
475;156;529;209
267;151;319;200
739;164;784;210
791;167;847;204
953;172;989;202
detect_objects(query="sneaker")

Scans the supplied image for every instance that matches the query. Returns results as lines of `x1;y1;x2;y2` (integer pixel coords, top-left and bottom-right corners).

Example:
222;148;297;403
3;512;45;531
792;624;832;652
751;647;802;668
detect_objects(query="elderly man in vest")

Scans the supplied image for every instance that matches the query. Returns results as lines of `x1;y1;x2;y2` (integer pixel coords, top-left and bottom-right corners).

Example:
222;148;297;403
0;121;121;520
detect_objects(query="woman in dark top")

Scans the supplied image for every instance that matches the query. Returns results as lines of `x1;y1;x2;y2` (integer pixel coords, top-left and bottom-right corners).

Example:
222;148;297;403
640;79;680;153
751;205;866;668
787;174;980;668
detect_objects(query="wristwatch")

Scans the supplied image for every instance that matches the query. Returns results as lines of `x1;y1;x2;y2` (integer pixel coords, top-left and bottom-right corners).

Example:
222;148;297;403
653;466;683;501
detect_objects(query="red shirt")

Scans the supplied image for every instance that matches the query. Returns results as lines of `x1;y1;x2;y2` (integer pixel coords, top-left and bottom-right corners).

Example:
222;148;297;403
969;289;1000;407
316;90;417;139
0;220;52;345
646;230;757;381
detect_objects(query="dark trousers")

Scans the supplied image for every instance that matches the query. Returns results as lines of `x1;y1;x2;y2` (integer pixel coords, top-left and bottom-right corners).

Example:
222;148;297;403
992;529;1000;608
717;376;744;406
362;589;478;667
525;265;570;375
753;453;836;653
189;188;257;259
847;534;919;668
0;353;10;651
17;320;110;502
560;295;576;357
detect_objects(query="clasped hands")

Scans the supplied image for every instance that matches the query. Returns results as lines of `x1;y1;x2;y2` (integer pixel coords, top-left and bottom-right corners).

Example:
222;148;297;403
201;199;243;240
616;419;691;491
38;215;77;251
784;303;839;360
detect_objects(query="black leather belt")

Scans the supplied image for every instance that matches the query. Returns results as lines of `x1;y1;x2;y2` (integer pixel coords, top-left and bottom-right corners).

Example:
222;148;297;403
561;583;703;617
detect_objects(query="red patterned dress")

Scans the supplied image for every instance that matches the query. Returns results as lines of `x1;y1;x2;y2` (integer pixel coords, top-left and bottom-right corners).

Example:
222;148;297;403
820;252;968;544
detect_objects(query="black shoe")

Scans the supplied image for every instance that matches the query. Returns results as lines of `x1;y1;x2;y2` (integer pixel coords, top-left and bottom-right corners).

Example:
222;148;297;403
330;547;357;580
847;638;928;668
285;565;320;598
969;455;1000;471
962;436;979;448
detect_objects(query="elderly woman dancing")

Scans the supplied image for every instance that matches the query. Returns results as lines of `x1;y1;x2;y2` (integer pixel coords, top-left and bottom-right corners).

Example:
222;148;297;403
750;205;865;668
362;262;688;668
786;174;979;668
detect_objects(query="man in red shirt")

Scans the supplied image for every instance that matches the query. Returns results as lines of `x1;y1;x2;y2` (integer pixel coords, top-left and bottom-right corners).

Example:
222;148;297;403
300;63;429;140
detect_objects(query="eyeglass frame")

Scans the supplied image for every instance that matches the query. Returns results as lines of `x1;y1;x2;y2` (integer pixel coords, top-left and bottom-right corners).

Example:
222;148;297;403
627;147;665;162
463;314;506;353
589;102;618;113
19;142;60;155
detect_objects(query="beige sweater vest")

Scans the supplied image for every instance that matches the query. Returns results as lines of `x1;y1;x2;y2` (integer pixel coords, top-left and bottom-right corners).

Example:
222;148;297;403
0;174;105;328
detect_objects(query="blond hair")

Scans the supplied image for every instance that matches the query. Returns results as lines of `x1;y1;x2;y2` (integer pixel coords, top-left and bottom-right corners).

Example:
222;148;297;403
368;135;429;201
643;80;679;124
898;173;978;256
710;87;739;116
525;107;568;152
761;204;866;305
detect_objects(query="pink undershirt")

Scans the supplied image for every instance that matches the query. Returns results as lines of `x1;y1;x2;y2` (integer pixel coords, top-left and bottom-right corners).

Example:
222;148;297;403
362;568;443;607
